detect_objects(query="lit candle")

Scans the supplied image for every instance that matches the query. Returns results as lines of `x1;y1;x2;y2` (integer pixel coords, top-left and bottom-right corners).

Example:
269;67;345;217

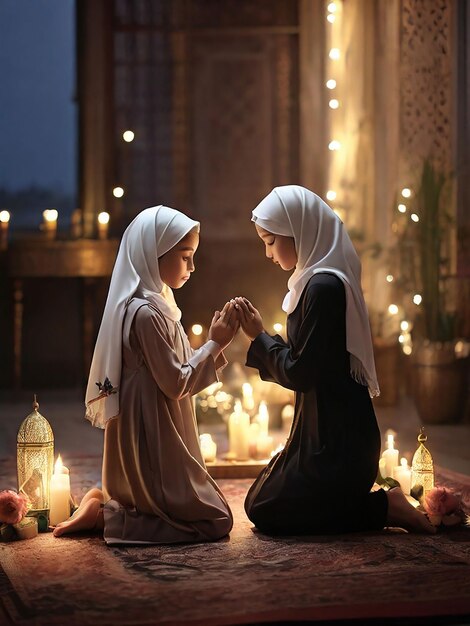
42;209;58;240
381;434;399;479
228;400;250;460
0;210;10;250
199;433;217;463
97;211;110;240
242;383;255;412
256;434;274;459
248;422;260;458
49;454;71;526
393;457;411;495
256;401;269;437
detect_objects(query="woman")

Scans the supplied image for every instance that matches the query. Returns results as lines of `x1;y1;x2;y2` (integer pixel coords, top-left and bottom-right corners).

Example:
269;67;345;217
236;185;435;535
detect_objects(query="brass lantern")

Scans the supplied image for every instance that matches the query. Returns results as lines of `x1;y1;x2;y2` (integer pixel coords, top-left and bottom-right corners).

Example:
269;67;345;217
411;427;434;499
17;396;54;513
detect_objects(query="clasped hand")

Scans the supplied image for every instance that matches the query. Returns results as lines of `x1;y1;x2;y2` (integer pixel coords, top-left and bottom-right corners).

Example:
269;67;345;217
208;297;264;348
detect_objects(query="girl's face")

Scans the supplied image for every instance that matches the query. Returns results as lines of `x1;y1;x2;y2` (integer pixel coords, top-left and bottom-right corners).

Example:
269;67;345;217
255;225;297;271
158;229;199;289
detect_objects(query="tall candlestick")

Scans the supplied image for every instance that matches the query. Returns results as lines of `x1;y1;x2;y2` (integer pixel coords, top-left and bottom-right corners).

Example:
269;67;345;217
0;210;10;251
97;211;110;240
228;400;250;460
42;209;58;240
381;434;399;479
49;454;71;526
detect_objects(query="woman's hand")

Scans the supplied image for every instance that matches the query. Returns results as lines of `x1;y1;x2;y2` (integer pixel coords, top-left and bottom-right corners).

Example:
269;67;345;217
208;301;240;349
234;297;265;341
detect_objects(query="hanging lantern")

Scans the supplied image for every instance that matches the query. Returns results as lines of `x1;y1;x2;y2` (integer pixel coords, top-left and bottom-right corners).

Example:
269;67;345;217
411;427;434;499
17;396;54;527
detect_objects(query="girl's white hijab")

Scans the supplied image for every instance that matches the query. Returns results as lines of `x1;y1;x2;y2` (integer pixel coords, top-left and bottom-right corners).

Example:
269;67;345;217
252;185;379;397
85;205;200;428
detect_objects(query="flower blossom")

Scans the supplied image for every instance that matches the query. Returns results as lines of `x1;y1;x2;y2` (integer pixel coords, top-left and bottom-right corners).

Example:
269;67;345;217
0;490;29;525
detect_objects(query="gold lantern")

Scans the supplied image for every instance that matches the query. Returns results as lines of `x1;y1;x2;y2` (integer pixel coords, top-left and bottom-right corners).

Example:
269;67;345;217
411;427;434;499
17;396;54;515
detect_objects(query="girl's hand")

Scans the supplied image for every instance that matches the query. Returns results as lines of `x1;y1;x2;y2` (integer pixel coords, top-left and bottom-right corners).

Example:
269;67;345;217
234;297;264;341
208;301;240;349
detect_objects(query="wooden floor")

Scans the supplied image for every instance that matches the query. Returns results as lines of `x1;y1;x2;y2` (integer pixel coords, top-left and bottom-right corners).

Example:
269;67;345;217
1;389;469;476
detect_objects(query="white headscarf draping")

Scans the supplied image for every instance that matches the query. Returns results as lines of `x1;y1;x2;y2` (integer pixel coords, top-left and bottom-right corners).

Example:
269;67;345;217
85;206;200;428
252;185;379;397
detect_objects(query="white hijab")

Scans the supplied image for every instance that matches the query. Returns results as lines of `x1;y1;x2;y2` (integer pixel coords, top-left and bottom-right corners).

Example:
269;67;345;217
252;185;379;397
85;206;200;428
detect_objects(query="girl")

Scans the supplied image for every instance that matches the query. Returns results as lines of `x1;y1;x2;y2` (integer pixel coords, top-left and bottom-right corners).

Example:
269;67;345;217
236;185;435;535
53;206;236;544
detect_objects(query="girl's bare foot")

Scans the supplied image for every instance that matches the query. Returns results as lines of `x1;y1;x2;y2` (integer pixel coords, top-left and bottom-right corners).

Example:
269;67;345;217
53;497;104;537
386;487;436;534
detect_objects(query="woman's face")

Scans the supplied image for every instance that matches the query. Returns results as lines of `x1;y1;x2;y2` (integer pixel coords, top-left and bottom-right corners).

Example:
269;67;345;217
158;229;199;289
255;225;297;271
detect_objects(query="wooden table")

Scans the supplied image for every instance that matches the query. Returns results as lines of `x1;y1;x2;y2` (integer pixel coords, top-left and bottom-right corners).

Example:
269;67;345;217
7;238;119;388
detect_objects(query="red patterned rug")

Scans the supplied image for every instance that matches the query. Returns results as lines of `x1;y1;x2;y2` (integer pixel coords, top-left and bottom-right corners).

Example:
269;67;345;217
1;456;470;626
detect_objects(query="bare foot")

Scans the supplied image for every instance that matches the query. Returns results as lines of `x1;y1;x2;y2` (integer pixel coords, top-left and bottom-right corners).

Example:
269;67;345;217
53;498;103;537
386;487;436;534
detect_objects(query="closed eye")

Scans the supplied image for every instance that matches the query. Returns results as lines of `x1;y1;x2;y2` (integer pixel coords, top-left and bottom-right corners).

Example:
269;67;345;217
266;238;275;246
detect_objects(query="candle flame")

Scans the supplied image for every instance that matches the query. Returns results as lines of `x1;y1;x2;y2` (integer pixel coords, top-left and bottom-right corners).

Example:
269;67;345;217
387;434;394;449
400;457;408;468
55;454;63;474
258;401;269;420
242;383;253;397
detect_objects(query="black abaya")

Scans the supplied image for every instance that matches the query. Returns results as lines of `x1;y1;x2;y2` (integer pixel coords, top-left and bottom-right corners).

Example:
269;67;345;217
244;273;388;534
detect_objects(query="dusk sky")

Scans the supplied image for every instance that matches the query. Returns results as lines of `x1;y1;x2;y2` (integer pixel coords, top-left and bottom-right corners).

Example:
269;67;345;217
0;0;76;195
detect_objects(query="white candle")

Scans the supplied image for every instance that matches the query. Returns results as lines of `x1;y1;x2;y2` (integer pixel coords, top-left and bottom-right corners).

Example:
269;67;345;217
248;422;260;458
228;400;250;460
49;454;71;526
256;401;269;437
381;434;399;479
242;383;255;412
393;457;411;495
199;433;217;463
256;434;274;459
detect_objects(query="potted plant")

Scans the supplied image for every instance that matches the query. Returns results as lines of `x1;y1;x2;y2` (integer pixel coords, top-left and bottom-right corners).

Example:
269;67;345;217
393;159;469;423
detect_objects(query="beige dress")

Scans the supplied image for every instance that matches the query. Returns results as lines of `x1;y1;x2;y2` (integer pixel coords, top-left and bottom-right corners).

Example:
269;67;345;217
102;298;233;545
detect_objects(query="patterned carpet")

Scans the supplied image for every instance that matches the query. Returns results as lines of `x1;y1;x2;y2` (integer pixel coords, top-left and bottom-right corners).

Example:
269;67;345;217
0;457;470;626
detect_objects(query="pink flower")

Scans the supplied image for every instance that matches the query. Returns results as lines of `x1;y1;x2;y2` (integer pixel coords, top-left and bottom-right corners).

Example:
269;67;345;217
0;490;29;525
424;487;460;517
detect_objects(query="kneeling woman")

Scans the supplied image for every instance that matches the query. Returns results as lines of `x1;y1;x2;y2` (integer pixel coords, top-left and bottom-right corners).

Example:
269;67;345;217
53;206;236;544
237;185;434;535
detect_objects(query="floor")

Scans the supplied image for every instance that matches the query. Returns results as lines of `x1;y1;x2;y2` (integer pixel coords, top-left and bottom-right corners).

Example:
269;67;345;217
1;388;469;477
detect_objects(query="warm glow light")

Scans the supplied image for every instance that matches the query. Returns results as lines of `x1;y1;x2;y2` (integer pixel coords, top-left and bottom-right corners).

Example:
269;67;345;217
327;2;337;12
413;294;422;305
273;323;283;333
326;79;336;89
329;48;340;60
113;187;125;198
0;210;10;223
122;130;135;142
191;324;203;336
327;13;336;23
398;203;407;213
401;188;412;198
333;208;345;221
98;211;110;225
387;434;394;450
388;304;399;315
326;190;337;201
386;274;394;283
403;345;412;355
411;213;419;222
328;140;341;151
400;320;409;331
54;454;63;474
398;334;405;344
401;457;408;468
43;209;58;222
329;98;340;109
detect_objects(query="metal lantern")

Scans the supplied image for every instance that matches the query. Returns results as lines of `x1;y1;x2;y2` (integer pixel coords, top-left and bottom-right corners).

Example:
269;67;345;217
411;426;434;499
17;396;54;512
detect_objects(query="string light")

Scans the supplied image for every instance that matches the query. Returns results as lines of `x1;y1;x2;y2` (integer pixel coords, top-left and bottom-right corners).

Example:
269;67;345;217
411;213;419;222
327;13;336;23
403;345;412;355
413;294;422;305
398;204;407;213
326;190;337;201
191;324;203;336
388;304;399;315
326;79;337;89
329;99;340;109
328;140;341;151
386;274;394;283
329;48;340;60
273;323;283;333
400;320;409;331
113;187;124;198
398;334;405;343
327;2;338;11
122;130;135;142
401;188;412;198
